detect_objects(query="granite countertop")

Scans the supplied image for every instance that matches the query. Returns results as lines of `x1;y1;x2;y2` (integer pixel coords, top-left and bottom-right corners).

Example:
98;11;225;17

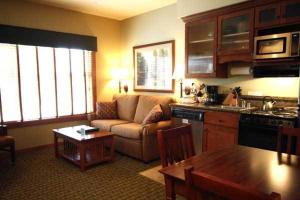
169;103;257;113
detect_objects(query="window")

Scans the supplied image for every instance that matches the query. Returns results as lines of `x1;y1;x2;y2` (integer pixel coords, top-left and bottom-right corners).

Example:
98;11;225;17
0;43;95;125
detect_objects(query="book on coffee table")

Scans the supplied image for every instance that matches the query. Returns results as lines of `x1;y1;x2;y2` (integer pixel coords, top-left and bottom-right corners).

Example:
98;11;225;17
74;125;99;133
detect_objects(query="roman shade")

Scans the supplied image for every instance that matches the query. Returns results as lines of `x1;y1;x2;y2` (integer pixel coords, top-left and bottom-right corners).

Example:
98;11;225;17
0;24;97;51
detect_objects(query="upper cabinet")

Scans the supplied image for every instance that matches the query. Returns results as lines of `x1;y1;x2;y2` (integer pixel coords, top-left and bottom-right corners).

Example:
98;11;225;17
217;9;254;63
255;3;281;28
281;0;300;24
183;0;300;78
255;0;300;28
185;17;227;78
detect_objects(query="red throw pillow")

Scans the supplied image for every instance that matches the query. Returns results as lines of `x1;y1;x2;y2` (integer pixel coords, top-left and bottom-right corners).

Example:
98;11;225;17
142;104;163;125
96;101;118;119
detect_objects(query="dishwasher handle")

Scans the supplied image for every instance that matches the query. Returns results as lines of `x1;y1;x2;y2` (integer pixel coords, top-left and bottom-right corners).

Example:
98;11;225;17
171;108;204;121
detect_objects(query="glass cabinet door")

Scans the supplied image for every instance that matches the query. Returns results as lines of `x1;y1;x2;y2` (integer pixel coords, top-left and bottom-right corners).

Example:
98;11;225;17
281;0;300;24
186;18;216;76
255;4;280;28
219;9;253;54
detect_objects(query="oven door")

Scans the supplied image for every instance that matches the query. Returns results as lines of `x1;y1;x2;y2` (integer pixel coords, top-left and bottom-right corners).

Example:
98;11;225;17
238;122;278;151
254;33;291;59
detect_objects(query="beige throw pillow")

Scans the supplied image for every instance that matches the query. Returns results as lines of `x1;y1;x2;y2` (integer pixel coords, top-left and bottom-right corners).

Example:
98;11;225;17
142;104;163;125
96;101;118;119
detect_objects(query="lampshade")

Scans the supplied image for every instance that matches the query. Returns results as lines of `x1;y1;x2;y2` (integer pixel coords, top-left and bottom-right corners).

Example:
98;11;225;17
172;64;185;80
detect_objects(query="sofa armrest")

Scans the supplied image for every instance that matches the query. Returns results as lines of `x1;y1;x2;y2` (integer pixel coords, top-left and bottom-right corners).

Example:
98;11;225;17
142;120;172;136
87;113;97;122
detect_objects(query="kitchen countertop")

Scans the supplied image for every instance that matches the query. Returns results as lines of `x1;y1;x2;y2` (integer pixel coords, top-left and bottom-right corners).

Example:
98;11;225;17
169;102;257;113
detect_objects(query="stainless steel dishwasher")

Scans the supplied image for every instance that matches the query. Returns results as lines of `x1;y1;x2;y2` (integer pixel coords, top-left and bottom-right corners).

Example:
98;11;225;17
171;107;204;154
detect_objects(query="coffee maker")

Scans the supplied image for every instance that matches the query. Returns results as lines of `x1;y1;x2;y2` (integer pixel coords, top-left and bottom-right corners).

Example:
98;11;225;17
205;85;218;105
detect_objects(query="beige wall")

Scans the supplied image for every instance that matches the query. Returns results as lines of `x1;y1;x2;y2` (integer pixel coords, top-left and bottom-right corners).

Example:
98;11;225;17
120;4;299;99
0;0;122;149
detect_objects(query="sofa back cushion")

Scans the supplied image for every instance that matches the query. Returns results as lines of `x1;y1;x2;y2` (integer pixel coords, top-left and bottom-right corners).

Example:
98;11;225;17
134;95;174;124
113;94;139;121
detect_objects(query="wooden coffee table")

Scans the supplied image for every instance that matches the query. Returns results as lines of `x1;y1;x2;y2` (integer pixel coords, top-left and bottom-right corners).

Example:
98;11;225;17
53;126;114;172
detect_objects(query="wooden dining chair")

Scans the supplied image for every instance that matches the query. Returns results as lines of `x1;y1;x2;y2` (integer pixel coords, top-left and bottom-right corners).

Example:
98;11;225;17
0;125;15;164
277;126;300;156
157;124;195;168
184;166;281;200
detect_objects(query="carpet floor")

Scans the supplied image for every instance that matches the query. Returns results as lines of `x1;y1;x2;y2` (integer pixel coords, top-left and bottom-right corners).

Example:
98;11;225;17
0;148;165;200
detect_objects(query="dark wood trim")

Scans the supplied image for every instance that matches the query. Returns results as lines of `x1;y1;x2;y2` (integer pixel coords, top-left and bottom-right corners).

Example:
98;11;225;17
182;0;278;23
16;45;23;122
133;40;175;93
53;48;59;117
92;52;97;112
83;51;87;114
69;49;74;115
6;114;87;129
35;47;42;120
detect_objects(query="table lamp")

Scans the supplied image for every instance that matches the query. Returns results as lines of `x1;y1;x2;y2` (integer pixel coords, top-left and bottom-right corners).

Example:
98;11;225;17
172;64;185;98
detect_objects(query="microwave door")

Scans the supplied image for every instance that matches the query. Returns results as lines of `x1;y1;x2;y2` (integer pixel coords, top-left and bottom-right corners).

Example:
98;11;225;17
254;33;291;59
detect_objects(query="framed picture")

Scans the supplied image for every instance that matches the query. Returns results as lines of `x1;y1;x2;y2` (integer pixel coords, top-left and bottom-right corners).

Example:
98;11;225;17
133;40;175;93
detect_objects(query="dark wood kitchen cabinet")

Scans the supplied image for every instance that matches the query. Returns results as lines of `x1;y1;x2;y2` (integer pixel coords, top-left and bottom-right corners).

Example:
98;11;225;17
203;111;240;152
185;17;227;78
255;3;281;28
255;0;300;28
218;9;254;63
281;0;300;24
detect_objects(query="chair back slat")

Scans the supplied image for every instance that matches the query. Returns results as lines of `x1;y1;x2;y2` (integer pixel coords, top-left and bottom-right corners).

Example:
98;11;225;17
184;166;281;200
277;126;300;156
157;124;195;168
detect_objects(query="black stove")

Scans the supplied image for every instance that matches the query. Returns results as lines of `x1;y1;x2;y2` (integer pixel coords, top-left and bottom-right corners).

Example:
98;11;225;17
239;107;298;152
241;107;297;126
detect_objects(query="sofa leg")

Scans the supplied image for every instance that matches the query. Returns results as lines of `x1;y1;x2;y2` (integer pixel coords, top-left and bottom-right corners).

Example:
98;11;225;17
10;143;15;165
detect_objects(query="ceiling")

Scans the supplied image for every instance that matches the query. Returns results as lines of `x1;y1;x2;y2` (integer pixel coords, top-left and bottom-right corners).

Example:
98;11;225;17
26;0;177;20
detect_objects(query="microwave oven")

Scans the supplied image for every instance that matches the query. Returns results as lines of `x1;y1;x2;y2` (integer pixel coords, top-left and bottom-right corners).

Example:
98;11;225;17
254;32;300;59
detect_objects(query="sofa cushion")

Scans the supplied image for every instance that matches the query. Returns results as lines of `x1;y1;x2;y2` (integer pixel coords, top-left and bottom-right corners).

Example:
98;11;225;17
134;95;174;124
142;104;163;125
96;101;118;119
91;119;129;131
113;94;139;121
111;123;143;140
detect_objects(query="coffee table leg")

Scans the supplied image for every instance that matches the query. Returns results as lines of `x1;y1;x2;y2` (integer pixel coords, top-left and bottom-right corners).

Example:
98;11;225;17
79;144;86;172
164;176;175;200
110;137;115;161
54;132;59;158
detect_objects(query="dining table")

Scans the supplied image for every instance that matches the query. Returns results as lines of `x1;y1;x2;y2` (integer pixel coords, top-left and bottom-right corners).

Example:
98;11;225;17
159;145;300;200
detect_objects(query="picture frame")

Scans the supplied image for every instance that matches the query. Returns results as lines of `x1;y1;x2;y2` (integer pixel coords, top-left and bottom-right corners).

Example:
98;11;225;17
133;40;175;93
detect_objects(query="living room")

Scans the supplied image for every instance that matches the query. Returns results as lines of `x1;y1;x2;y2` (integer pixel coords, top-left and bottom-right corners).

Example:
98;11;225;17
1;0;300;199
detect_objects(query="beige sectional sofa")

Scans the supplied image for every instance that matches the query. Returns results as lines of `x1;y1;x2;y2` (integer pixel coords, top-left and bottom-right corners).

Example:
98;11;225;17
91;94;174;162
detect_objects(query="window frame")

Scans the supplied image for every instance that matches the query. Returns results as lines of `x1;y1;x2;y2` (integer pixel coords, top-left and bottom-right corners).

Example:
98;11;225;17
2;48;96;129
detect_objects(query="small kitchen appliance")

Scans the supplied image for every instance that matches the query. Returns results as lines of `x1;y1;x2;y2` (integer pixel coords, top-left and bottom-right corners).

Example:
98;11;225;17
205;85;218;105
254;32;300;59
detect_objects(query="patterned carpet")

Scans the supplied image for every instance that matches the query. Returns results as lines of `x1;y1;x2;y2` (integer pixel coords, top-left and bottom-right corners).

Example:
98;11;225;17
0;148;165;200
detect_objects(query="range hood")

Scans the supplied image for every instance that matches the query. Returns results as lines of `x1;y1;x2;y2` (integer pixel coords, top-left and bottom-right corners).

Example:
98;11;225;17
252;63;300;78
